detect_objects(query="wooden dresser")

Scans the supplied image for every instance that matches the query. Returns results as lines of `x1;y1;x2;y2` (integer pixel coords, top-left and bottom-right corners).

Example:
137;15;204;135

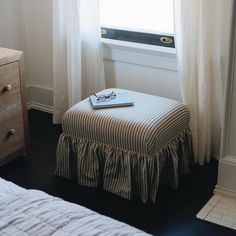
0;47;29;166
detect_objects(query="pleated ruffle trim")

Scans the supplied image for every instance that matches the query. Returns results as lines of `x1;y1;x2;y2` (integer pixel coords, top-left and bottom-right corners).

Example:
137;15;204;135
55;127;193;203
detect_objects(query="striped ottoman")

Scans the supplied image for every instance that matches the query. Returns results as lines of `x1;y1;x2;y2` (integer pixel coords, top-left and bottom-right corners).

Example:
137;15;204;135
55;89;193;203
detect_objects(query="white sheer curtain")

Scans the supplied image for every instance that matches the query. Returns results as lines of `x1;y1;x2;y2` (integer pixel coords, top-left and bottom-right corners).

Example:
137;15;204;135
53;0;105;123
174;0;233;165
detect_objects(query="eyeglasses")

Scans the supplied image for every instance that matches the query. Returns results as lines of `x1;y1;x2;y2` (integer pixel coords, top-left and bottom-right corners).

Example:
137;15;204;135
93;91;116;101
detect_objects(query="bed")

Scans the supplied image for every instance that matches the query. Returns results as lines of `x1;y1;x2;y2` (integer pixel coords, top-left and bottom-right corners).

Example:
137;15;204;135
0;177;150;235
55;89;193;203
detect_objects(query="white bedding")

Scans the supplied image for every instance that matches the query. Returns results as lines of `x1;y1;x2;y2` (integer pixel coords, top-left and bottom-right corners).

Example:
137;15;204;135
0;178;150;236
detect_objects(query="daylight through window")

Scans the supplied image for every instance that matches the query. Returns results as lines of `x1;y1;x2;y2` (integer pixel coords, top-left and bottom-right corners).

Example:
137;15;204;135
99;0;175;47
99;0;174;34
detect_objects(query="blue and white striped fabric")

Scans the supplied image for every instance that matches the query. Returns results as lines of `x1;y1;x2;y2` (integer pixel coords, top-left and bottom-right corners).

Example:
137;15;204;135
55;89;193;203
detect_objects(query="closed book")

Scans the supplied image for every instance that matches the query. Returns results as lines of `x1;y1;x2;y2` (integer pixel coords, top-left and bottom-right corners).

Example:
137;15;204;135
90;92;134;109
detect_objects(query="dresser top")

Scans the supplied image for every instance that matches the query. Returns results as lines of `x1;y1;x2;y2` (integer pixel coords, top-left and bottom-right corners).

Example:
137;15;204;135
0;48;23;67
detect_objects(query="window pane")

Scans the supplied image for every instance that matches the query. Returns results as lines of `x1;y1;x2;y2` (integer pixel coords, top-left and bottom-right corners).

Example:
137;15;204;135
99;0;174;35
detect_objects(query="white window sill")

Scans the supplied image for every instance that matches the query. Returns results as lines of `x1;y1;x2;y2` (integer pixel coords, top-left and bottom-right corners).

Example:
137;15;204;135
102;38;176;55
101;38;177;71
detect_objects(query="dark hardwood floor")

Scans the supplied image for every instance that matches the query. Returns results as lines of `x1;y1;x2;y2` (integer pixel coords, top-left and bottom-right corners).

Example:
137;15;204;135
0;109;235;236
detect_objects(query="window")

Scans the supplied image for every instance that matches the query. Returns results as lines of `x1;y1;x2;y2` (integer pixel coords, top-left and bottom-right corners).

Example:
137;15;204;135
99;0;175;48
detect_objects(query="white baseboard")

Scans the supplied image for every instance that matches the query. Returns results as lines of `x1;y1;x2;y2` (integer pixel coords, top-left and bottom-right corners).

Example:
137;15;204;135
26;84;53;114
214;156;236;199
214;185;236;199
27;101;53;114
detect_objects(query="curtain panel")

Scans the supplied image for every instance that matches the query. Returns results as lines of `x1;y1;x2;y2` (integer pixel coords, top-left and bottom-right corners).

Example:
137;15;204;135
52;0;105;124
174;0;233;164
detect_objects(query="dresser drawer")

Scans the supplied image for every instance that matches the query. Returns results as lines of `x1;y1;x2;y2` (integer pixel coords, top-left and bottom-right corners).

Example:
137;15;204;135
0;105;25;160
0;62;21;112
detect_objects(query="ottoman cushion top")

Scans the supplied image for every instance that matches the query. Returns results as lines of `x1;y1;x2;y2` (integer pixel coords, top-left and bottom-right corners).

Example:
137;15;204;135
62;89;190;155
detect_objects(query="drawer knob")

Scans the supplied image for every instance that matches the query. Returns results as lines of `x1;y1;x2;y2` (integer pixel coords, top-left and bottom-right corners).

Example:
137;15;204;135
8;129;15;135
5;84;12;92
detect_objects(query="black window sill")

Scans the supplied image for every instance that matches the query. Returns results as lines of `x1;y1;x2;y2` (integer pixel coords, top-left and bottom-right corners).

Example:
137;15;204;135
101;28;175;48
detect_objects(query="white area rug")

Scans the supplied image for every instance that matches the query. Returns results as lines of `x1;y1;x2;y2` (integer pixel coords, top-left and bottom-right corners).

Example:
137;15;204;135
197;194;236;230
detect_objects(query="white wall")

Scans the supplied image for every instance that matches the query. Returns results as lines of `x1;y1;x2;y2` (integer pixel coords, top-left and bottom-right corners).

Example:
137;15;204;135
0;0;182;112
105;60;180;99
0;0;53;88
228;76;236;155
103;41;181;101
22;0;53;89
215;5;236;199
0;0;25;51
